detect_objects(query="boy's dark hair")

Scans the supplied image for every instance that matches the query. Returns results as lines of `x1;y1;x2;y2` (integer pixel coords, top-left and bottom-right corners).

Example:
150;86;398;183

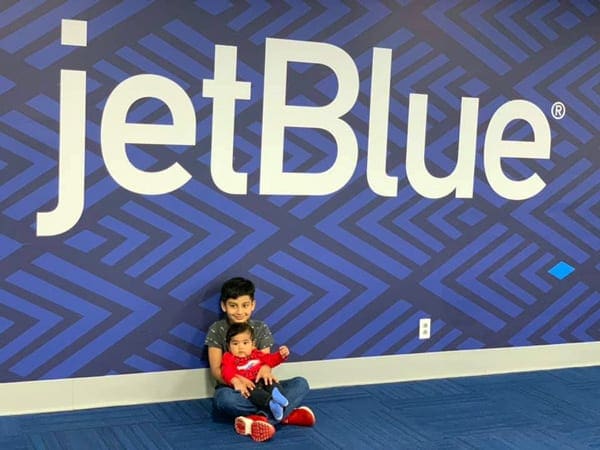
226;322;254;346
220;277;255;303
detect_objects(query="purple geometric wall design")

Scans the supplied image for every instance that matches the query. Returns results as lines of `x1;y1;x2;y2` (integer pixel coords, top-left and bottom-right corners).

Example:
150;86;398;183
0;0;598;382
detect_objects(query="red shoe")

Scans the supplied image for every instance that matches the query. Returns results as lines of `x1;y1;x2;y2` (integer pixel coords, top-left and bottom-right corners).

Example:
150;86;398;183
234;415;275;442
281;406;316;427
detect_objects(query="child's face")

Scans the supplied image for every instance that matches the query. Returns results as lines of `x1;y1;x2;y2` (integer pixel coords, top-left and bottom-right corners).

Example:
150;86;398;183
221;295;256;323
228;330;255;358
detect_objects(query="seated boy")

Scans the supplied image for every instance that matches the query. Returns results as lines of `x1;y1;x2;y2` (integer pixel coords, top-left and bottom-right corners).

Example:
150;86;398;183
205;277;316;442
222;322;290;421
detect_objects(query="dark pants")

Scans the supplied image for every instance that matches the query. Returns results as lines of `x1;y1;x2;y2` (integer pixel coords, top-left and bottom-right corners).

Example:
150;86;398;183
213;376;309;422
249;380;284;410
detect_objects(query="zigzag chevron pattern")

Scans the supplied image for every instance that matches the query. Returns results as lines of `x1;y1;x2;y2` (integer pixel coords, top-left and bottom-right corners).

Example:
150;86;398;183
0;0;598;382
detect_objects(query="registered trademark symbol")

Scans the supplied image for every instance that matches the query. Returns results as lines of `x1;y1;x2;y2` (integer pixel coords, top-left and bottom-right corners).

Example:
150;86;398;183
551;101;566;119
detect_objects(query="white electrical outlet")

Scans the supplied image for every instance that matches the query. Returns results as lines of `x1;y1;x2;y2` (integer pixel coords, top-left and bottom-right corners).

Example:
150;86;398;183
419;318;431;339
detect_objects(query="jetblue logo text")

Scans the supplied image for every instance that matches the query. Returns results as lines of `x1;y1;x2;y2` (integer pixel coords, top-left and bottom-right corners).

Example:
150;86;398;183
37;21;552;236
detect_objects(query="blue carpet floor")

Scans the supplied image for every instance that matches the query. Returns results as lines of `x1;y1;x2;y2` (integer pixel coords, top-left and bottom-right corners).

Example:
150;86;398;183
2;366;600;449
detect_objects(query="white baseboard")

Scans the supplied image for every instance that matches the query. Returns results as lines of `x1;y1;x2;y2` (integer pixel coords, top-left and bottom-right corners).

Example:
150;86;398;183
2;342;599;416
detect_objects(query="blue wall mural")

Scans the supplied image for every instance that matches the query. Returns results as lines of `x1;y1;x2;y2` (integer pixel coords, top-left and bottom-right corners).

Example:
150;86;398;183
0;0;598;383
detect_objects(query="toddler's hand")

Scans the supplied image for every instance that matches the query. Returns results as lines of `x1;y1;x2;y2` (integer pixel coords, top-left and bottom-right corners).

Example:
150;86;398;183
279;345;290;358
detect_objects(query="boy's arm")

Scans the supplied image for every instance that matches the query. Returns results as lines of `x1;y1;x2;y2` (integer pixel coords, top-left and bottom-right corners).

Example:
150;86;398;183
207;346;226;384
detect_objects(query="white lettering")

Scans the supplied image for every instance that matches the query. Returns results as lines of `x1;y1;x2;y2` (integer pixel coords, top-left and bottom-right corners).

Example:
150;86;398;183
37;30;553;236
203;45;251;194
484;100;550;200
260;38;359;195
36;69;86;236
367;48;396;197
101;74;195;194
406;94;478;198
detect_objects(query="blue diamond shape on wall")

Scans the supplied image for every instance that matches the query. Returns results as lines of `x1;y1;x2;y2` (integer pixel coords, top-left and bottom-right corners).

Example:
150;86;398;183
548;261;575;280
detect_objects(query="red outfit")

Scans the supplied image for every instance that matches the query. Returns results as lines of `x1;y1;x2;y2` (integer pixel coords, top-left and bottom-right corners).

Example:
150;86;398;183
222;349;286;384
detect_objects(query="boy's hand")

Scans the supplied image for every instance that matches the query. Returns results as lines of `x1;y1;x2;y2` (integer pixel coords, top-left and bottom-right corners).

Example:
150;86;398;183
231;375;254;398
279;345;290;358
256;364;278;385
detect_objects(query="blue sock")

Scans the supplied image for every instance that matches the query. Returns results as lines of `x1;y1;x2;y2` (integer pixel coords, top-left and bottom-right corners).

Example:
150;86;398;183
271;387;289;407
269;400;284;421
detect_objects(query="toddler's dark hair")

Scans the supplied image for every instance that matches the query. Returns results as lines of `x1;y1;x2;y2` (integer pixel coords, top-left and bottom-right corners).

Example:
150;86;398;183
226;322;254;346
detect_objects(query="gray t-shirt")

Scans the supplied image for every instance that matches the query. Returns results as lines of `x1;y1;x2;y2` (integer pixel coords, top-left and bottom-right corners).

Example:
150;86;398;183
205;319;274;353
